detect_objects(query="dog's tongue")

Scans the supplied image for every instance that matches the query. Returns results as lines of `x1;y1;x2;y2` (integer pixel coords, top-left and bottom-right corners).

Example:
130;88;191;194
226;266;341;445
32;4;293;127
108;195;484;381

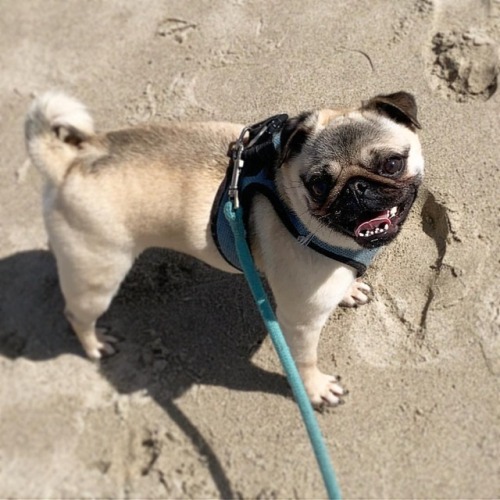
355;210;392;237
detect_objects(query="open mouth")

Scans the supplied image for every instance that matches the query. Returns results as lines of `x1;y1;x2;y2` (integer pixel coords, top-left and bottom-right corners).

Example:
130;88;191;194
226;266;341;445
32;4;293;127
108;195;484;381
354;206;399;239
310;178;419;248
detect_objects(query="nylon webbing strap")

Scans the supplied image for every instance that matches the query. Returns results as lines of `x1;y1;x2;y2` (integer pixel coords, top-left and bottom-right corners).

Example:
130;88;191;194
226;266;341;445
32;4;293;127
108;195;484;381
224;201;342;500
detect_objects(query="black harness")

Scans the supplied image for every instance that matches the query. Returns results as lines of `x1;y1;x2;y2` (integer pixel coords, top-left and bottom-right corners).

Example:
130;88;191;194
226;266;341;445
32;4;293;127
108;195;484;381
210;114;379;276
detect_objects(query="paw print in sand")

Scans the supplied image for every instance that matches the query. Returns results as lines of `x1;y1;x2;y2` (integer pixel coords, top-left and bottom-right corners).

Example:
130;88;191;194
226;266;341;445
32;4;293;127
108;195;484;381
430;29;499;102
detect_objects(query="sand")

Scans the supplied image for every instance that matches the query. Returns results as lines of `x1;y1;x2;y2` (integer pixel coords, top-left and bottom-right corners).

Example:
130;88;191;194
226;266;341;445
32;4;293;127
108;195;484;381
0;0;499;498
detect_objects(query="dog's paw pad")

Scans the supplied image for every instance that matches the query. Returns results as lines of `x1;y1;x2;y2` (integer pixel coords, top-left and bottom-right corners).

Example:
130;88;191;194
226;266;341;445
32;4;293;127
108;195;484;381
303;370;346;408
340;279;371;307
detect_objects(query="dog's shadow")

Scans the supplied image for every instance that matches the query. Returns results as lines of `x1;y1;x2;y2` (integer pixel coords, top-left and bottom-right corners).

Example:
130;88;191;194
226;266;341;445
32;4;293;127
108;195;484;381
0;248;289;497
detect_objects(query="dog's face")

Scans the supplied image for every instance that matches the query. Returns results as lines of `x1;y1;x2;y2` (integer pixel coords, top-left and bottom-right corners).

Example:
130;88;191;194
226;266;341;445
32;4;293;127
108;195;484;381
277;92;424;249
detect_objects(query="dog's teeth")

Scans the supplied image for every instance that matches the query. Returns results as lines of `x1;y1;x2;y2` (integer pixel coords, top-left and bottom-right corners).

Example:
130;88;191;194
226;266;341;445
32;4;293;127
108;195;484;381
384;224;389;230
390;206;397;216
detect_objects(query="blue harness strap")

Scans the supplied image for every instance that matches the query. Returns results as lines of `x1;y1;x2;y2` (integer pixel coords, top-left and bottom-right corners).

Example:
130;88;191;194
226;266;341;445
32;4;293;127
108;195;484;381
210;119;379;276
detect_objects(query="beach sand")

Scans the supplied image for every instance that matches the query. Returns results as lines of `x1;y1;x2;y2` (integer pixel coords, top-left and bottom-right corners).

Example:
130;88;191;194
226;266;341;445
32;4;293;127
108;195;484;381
0;0;499;497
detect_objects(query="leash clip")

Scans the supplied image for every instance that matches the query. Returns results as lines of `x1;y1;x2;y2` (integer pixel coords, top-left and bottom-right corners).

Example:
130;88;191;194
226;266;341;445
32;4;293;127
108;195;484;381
228;125;250;210
228;114;288;210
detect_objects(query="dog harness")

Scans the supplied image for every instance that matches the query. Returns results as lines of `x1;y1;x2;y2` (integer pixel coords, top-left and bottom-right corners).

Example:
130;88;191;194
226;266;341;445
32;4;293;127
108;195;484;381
210;114;380;276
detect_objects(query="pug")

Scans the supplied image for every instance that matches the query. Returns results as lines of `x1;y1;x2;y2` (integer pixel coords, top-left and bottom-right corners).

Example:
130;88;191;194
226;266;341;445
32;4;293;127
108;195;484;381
25;91;423;407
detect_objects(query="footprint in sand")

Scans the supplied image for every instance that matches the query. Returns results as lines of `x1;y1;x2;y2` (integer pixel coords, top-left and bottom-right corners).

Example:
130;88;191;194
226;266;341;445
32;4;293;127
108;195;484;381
426;0;499;102
156;18;197;44
430;29;499;102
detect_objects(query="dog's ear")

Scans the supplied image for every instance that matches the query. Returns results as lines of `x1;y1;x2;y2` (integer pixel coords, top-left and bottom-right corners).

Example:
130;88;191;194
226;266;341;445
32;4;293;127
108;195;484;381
279;111;317;164
362;91;421;130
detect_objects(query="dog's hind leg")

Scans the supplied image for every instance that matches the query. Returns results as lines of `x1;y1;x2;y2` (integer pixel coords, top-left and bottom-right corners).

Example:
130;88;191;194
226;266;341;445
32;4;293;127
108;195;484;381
54;244;134;360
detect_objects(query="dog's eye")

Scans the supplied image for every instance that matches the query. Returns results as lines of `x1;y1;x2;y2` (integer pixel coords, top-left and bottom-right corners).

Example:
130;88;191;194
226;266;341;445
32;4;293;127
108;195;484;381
307;176;331;202
381;156;405;176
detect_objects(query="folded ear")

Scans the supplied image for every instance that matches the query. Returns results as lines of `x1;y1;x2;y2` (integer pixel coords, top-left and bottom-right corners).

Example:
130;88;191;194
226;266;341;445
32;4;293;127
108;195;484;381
362;91;421;130
279;111;317;164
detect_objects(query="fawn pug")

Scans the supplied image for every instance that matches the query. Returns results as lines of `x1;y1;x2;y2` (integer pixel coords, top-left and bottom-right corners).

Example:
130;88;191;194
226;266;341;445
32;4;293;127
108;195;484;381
25;91;423;406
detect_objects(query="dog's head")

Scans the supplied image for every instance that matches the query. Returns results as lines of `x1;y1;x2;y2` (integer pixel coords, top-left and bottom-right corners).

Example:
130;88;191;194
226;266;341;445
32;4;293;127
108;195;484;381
276;91;424;249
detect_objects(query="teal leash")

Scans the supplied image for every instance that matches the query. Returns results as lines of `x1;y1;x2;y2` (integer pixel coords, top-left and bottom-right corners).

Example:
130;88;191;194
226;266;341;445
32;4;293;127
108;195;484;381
223;201;342;500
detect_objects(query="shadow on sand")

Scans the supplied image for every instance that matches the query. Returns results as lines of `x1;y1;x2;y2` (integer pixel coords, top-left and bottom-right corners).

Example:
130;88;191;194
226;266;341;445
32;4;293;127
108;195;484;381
0;248;289;497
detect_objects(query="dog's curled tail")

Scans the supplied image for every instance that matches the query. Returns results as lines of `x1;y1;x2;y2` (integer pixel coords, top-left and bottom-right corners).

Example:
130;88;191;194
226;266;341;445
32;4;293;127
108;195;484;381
25;91;94;185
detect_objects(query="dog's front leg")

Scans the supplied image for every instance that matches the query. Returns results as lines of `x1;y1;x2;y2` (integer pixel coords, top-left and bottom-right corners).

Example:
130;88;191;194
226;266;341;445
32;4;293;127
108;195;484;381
274;293;346;407
252;200;356;407
263;261;352;407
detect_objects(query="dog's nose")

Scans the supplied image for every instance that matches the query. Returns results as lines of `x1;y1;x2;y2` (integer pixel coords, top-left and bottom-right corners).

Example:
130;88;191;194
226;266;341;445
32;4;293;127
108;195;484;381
353;179;368;194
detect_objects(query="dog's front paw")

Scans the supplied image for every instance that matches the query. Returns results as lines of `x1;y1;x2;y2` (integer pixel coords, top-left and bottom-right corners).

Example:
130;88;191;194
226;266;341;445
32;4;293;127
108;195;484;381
340;278;371;307
301;367;346;407
83;328;119;360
